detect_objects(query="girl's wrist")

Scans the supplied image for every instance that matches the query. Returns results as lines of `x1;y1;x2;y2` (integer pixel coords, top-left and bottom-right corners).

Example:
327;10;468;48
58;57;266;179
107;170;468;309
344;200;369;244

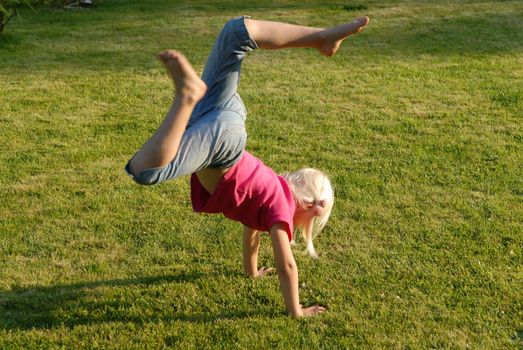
288;304;303;317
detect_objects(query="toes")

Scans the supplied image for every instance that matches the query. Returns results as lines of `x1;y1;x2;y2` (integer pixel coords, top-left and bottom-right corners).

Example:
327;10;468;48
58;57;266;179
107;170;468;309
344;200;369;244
356;16;370;29
158;50;180;63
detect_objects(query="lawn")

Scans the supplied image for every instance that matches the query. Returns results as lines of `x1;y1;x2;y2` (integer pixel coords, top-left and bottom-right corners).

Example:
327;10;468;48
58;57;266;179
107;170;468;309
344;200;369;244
1;0;522;348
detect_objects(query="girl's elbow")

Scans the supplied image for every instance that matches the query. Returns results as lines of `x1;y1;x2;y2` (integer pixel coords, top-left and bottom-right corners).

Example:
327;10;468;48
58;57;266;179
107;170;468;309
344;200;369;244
278;260;297;276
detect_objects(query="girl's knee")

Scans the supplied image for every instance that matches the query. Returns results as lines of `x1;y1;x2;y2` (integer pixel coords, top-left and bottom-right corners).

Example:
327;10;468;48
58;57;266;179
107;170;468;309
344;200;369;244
125;161;162;186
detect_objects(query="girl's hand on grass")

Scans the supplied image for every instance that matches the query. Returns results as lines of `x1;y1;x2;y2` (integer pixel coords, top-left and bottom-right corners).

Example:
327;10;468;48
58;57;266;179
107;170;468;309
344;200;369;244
300;304;327;317
257;267;275;277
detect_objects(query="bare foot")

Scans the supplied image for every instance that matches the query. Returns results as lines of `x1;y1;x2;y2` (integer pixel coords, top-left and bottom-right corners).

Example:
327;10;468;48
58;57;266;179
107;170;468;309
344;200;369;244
158;50;207;103
319;16;370;56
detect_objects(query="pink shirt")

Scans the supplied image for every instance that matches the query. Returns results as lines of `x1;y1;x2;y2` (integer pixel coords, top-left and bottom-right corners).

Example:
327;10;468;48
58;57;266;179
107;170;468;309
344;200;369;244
190;151;295;241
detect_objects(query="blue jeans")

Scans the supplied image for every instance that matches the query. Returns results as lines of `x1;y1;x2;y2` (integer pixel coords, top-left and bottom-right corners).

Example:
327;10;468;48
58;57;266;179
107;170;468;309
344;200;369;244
126;16;258;185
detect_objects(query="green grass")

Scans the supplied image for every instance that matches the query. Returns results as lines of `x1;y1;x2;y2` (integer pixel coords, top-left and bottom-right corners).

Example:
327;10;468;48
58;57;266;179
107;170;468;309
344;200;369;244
1;0;522;348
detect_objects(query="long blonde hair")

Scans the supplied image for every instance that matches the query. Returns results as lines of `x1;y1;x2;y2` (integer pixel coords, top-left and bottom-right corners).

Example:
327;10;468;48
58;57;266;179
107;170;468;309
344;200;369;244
282;168;334;258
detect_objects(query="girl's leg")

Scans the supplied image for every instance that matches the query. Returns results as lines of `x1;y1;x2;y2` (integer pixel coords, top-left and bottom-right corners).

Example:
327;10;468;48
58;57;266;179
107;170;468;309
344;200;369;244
128;50;207;176
126;16;370;185
190;15;370;126
126;17;255;186
245;16;369;56
189;17;257;123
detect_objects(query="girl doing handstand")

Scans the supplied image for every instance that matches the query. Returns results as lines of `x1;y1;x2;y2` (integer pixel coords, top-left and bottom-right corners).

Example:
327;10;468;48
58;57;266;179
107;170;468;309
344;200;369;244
126;15;369;317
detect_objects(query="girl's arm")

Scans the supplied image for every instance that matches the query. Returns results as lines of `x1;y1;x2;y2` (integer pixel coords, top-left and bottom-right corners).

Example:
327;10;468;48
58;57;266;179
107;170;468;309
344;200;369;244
243;226;261;276
243;226;276;278
270;223;326;317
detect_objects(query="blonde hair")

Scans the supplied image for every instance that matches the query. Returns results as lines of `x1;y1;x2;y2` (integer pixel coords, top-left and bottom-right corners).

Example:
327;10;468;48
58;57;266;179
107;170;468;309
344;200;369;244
282;168;334;258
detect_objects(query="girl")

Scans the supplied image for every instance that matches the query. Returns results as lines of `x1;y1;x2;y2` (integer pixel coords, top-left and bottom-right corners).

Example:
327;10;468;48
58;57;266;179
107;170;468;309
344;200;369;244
126;15;369;317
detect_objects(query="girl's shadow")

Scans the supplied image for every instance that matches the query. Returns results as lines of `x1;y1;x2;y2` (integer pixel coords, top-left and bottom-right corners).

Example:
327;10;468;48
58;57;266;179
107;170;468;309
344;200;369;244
0;271;265;330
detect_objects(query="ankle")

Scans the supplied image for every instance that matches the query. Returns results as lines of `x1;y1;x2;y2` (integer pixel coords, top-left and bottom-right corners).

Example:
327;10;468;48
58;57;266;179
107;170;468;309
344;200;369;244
175;94;199;106
175;91;202;106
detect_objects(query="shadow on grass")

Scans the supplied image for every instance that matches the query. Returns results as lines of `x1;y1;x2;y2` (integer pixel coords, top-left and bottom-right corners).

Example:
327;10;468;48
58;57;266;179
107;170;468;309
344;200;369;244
0;271;270;330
